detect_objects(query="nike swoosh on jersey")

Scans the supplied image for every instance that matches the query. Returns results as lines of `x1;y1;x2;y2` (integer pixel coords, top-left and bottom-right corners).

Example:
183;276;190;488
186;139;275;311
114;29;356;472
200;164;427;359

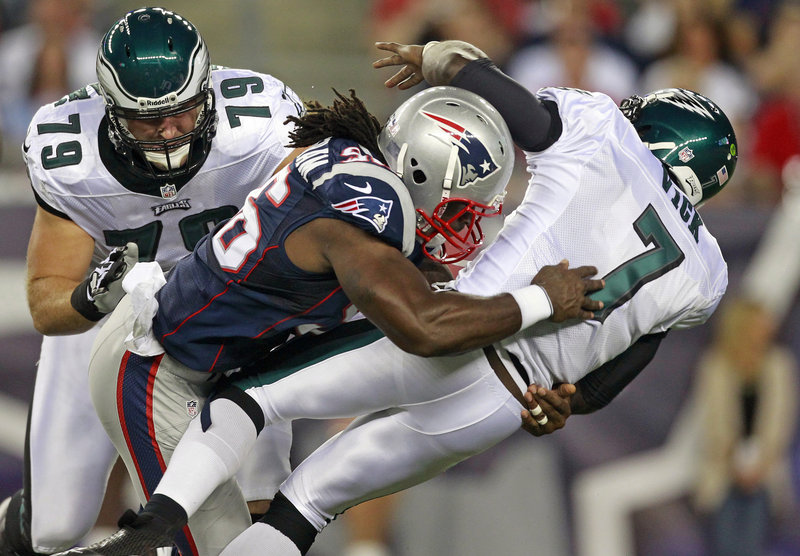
344;181;373;194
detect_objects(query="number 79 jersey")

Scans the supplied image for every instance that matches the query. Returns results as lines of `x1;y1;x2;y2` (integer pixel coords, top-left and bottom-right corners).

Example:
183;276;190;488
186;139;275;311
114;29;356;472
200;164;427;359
455;87;729;388
23;67;303;272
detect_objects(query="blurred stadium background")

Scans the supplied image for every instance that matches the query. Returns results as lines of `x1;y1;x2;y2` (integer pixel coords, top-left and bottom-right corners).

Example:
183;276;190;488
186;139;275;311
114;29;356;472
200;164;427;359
1;1;799;555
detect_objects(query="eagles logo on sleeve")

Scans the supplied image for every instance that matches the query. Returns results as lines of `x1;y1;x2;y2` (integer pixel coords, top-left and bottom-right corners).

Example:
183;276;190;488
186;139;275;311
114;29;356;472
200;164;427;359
421;111;500;188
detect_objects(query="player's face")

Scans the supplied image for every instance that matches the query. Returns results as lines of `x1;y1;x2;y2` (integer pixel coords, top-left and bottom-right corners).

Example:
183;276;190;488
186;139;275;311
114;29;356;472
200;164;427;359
124;107;199;142
438;201;471;232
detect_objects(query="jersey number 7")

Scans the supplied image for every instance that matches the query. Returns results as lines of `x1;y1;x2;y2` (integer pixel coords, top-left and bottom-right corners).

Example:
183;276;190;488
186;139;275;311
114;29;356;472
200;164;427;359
590;204;685;322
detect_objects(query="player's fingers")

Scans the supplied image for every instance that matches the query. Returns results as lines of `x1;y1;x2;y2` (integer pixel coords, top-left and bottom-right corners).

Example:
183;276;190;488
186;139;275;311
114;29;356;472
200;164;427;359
373;52;409;69
372;57;393;69
374;41;400;53
572;265;599;278
397;74;424;90
525;401;549;426
530;397;564;428
582;296;604;311
576;309;595;320
522;387;536;407
535;387;571;413
520;410;548;436
557;383;577;396
395;70;423;88
385;69;412;88
583;278;605;293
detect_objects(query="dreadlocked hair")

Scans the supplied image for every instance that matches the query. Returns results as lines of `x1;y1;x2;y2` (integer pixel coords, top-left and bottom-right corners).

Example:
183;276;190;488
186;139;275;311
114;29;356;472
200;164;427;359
286;89;386;164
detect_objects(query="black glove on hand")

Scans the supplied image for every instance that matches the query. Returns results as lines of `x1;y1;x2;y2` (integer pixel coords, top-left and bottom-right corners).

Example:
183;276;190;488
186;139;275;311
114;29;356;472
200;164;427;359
70;243;139;321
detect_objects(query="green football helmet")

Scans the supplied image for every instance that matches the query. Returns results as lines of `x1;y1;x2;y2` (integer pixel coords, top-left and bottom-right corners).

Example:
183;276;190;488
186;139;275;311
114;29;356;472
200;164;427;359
620;88;738;206
96;7;217;178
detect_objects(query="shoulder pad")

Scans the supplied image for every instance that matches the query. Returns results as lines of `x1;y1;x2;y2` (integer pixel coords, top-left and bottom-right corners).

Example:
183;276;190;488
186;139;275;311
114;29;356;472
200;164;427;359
210;68;301;159
24;92;107;199
309;139;417;256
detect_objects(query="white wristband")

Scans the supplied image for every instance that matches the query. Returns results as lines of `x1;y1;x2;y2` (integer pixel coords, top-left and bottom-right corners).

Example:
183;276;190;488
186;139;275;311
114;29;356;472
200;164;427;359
509;285;553;331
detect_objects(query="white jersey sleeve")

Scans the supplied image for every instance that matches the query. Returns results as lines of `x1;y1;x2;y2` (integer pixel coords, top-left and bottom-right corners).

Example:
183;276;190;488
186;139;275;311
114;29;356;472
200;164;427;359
23;69;303;273
456;87;728;387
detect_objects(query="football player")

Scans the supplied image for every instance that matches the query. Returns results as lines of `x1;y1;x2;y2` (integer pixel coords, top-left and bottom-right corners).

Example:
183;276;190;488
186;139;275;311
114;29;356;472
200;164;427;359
0;7;307;555
50;81;602;555
54;38;737;556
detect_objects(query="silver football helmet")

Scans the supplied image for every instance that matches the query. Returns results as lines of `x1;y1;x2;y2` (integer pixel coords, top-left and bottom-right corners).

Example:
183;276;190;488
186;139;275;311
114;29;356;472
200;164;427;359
378;86;514;263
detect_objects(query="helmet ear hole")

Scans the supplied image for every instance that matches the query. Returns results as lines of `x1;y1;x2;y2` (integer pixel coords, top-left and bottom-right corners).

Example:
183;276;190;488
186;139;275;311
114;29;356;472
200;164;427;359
409;157;427;184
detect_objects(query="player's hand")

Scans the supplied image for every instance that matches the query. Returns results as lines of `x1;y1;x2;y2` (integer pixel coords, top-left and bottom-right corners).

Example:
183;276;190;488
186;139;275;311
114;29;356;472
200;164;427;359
373;41;425;90
70;243;139;321
531;260;604;322
520;383;575;436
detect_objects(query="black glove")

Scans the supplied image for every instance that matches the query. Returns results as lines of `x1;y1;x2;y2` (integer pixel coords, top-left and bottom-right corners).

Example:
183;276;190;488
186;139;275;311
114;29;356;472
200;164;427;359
70;243;139;321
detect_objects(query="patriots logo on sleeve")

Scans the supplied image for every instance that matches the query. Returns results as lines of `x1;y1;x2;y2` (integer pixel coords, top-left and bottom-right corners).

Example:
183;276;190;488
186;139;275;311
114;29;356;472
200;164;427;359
422;111;500;188
332;196;394;233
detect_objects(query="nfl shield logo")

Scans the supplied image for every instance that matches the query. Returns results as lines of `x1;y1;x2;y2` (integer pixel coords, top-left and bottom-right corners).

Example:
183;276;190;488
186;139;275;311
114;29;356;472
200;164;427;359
678;147;694;163
186;400;198;417
160;183;178;199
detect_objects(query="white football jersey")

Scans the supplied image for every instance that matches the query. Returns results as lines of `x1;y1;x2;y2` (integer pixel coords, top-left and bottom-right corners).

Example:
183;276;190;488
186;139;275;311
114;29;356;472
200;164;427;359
23;67;303;271
455;87;728;388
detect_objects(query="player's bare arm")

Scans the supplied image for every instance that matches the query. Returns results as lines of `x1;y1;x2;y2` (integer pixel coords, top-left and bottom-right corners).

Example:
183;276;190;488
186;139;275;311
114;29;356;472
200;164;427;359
287;218;603;356
273;147;307;174
416;257;454;285
26;207;96;334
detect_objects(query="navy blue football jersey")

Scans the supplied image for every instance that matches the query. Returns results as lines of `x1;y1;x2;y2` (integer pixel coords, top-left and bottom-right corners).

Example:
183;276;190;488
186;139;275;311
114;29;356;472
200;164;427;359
152;138;419;372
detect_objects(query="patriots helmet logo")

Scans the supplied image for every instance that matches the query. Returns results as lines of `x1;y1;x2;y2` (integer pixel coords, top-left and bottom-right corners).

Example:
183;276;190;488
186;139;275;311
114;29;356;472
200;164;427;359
332;196;394;233
422;111;500;188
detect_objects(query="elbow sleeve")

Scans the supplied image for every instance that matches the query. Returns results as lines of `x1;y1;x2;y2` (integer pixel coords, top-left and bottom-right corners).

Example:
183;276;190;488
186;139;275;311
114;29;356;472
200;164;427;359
451;59;562;151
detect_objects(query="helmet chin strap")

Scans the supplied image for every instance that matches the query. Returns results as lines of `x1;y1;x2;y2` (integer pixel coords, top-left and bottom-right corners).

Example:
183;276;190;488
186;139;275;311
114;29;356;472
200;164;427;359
440;144;460;203
669;165;703;206
395;143;408;178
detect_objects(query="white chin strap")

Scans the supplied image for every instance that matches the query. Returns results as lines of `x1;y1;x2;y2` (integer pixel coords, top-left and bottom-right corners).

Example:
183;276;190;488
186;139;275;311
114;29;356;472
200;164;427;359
441;144;459;201
395;143;408;178
145;143;191;170
670;165;703;206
